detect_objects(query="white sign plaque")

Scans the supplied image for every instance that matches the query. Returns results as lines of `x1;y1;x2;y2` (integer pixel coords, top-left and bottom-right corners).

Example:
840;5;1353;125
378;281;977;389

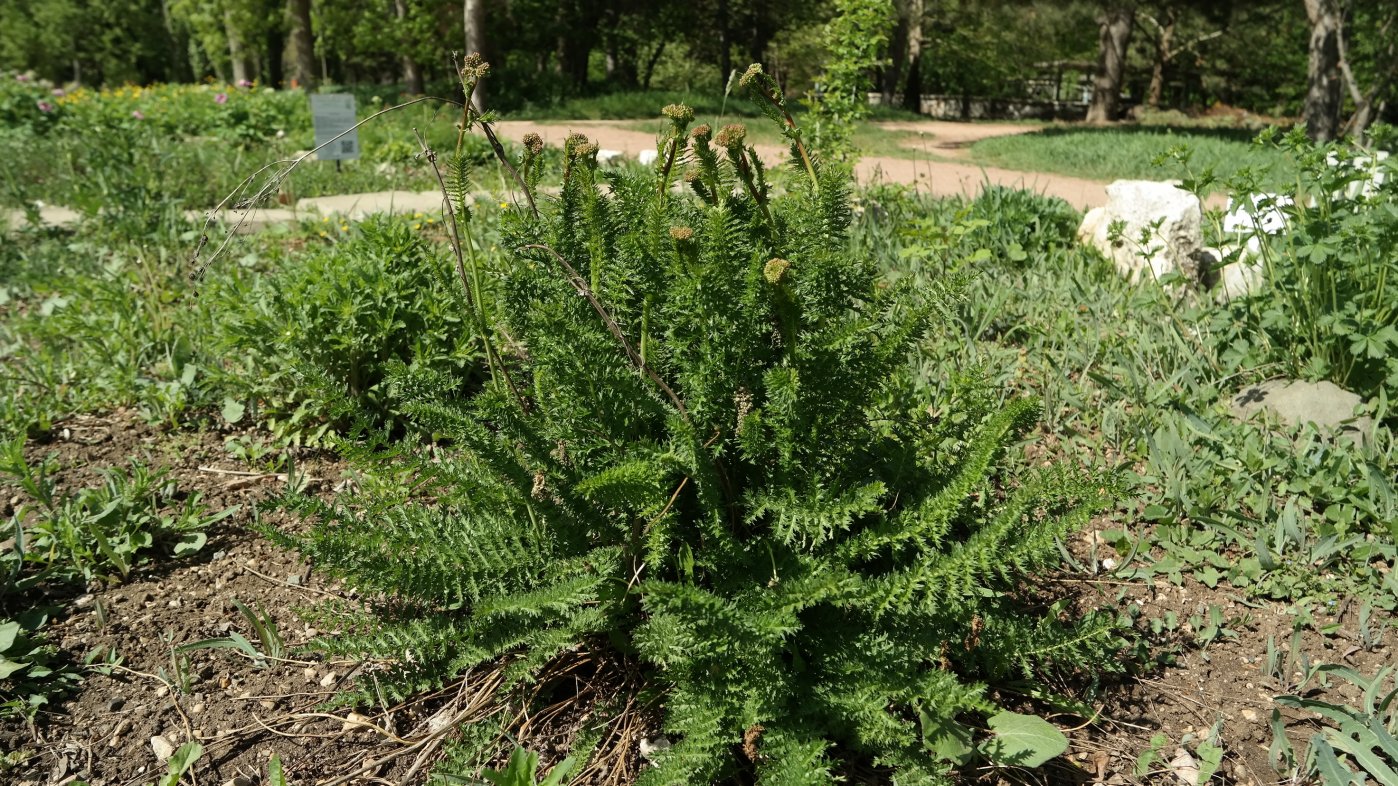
310;94;359;161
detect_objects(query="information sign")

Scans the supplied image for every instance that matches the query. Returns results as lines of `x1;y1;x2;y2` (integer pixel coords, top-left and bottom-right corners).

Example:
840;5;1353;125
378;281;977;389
310;94;359;161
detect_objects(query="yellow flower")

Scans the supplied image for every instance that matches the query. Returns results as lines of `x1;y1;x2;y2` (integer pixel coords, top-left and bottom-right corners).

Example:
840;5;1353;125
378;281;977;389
340;224;349;232
412;223;421;230
499;201;508;209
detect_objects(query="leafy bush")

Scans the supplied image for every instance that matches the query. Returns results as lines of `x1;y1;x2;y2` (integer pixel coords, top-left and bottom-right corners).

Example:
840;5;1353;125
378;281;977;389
214;216;483;439
0;73;63;135
278;71;1119;783
889;184;1079;273
1195;128;1397;404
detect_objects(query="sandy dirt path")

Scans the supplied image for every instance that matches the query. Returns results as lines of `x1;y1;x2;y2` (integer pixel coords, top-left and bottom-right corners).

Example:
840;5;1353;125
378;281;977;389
492;119;1116;210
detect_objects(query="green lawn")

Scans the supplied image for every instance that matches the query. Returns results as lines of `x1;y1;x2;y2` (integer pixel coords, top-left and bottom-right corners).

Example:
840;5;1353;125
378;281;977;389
970;125;1301;190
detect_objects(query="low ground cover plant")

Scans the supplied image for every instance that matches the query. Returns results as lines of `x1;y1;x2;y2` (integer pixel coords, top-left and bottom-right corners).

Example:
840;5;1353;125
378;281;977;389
274;65;1121;784
213;216;484;441
1187;127;1397;405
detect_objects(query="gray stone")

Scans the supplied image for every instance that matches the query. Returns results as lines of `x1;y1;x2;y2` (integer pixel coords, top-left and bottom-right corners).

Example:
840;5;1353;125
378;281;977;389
1077;180;1204;285
1229;379;1373;443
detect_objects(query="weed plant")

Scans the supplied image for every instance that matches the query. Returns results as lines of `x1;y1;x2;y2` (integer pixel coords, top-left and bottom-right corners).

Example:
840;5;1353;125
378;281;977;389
1184;127;1398;404
871;181;1398;612
213;216;485;440
276;65;1120;784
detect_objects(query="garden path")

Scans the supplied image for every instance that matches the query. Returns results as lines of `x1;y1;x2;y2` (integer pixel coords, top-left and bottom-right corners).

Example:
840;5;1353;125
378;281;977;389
492;119;1115;210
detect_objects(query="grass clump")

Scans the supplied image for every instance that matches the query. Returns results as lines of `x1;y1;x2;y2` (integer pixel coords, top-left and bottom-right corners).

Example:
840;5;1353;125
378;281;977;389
275;66;1120;784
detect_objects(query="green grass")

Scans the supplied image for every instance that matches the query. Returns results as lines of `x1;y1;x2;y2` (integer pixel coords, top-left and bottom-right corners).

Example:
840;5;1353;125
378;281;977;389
970;125;1301;190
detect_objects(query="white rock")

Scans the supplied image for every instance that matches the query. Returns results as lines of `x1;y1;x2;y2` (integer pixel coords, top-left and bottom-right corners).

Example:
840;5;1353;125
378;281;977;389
1167;748;1200;786
1077;180;1204;285
1222;192;1292;235
637;149;659;166
150;735;176;762
1327;150;1389;199
1215;260;1264;300
596;148;624;165
639;736;672;760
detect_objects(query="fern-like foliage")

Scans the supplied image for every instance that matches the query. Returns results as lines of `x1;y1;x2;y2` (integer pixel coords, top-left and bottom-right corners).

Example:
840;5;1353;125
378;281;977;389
278;69;1120;784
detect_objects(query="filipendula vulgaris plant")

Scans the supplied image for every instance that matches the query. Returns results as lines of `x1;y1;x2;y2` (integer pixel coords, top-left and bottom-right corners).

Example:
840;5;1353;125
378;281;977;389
276;60;1120;784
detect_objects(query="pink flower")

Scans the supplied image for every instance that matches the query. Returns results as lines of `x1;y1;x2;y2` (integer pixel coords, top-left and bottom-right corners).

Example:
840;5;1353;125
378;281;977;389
236;79;253;88
15;74;29;82
215;93;228;105
52;88;65;97
132;110;145;120
36;101;54;113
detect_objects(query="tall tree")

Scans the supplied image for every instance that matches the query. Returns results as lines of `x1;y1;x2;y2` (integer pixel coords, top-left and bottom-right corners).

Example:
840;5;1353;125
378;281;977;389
1302;0;1343;140
881;0;922;108
1086;2;1135;122
286;0;316;88
394;0;424;94
465;0;487;107
1339;0;1396;138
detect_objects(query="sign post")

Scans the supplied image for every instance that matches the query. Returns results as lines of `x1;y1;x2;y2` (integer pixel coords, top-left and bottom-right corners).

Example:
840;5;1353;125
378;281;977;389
309;94;360;170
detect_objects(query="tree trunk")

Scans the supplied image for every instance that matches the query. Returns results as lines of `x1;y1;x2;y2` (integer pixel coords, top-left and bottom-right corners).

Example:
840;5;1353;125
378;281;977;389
882;3;910;105
901;0;924;114
1342;8;1395;140
641;41;666;90
265;27;285;87
465;0;487;108
1147;5;1176;109
1086;4;1135;123
1303;0;1343;141
225;10;254;84
394;0;424;94
286;0;316;89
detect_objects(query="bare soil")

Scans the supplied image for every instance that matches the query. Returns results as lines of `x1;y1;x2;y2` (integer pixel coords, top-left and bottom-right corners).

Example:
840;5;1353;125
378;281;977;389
2;408;1384;785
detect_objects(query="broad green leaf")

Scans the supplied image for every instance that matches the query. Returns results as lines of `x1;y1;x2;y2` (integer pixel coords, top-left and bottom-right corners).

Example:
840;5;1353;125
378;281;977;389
0;620;21;652
0;658;30;678
982;711;1068;768
221;397;246;424
920;707;975;764
173;531;207;557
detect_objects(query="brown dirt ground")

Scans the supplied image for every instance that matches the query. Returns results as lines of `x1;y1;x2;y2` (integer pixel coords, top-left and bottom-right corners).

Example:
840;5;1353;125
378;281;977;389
491;120;1222;211
2;407;1385;786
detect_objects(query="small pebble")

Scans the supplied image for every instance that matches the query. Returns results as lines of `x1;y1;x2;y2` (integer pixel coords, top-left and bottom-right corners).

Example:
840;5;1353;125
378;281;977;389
319;671;337;687
150;735;175;761
74;594;96;609
107;697;125;712
286;574;302;586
